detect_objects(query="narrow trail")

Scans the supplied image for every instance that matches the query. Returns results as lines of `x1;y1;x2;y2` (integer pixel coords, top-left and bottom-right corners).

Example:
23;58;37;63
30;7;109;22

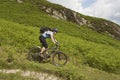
0;69;64;80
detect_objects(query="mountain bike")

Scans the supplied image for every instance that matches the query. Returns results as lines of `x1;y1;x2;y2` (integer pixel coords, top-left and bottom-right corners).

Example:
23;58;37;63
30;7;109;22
27;44;68;66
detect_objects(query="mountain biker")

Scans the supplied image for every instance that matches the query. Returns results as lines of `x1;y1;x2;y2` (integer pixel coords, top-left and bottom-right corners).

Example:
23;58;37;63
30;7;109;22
39;27;58;58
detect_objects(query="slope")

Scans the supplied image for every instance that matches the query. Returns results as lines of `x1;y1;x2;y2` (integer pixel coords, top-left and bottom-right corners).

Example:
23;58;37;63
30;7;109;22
0;18;120;80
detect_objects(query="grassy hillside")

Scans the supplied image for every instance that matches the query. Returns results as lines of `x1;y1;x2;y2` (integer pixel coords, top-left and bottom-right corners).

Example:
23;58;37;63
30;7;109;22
0;0;120;80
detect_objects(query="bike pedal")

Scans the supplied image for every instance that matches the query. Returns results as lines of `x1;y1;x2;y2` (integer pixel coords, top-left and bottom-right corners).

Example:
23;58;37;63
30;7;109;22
46;55;50;58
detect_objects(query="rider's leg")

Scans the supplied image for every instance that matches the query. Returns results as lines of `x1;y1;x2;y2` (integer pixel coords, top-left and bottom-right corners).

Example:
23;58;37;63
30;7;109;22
40;48;50;58
45;49;50;58
40;47;46;54
40;47;46;57
39;35;48;57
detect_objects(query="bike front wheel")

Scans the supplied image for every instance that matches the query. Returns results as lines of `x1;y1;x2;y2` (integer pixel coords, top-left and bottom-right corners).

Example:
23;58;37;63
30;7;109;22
52;51;68;66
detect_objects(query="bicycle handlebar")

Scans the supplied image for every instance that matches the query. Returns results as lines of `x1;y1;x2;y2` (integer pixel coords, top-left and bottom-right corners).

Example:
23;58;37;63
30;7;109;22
50;42;60;50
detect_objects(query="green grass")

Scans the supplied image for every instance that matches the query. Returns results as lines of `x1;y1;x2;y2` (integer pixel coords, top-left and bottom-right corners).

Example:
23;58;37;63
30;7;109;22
0;0;120;80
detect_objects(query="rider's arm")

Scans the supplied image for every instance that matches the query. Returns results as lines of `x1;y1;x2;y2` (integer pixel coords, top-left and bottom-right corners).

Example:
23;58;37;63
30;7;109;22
50;34;57;44
48;31;57;44
54;39;58;43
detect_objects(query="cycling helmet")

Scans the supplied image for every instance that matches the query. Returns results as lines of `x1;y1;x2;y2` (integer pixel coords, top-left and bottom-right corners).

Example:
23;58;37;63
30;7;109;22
53;28;58;32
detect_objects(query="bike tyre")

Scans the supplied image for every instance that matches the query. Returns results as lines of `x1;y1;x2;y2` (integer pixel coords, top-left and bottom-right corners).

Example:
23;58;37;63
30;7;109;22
27;46;41;61
52;52;68;66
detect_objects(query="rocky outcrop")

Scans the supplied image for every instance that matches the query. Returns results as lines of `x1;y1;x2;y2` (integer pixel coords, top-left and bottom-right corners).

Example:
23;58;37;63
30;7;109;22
41;6;67;20
17;0;23;3
89;20;120;39
40;6;88;26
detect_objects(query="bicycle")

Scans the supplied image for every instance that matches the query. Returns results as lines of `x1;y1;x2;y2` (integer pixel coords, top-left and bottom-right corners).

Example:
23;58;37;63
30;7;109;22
27;44;68;66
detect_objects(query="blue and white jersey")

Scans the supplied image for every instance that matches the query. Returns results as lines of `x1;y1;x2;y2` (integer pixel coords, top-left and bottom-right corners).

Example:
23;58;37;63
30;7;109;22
42;31;53;38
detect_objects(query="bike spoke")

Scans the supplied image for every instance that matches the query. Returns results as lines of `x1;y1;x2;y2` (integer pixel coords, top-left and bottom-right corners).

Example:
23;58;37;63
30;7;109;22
52;52;67;66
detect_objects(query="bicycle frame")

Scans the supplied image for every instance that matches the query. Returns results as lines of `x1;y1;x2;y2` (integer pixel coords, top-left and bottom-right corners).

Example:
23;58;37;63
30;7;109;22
47;45;60;55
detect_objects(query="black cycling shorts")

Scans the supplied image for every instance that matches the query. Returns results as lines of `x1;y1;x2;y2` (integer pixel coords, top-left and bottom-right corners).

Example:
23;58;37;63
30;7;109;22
39;35;48;48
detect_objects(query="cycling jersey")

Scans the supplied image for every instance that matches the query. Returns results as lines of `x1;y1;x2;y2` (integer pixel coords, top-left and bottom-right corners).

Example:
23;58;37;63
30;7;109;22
42;31;53;39
39;31;54;48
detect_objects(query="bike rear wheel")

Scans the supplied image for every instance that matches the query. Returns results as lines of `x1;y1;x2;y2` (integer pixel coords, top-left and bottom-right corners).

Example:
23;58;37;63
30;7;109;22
52;52;68;66
27;46;42;61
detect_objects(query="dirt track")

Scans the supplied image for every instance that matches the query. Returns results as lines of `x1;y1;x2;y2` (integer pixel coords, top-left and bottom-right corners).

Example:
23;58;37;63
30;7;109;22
0;69;64;80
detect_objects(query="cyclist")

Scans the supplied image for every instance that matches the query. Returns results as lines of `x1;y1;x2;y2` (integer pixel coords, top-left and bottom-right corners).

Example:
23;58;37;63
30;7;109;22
39;28;58;58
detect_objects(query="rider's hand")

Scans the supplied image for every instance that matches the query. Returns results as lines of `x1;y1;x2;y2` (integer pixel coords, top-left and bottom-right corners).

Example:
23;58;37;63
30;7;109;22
55;42;59;46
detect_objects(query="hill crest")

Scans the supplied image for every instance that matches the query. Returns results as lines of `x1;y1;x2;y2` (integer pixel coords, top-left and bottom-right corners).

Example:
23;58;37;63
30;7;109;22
19;0;120;40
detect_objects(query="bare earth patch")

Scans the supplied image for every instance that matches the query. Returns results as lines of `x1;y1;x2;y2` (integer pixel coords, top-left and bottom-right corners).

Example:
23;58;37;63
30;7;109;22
0;69;64;80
